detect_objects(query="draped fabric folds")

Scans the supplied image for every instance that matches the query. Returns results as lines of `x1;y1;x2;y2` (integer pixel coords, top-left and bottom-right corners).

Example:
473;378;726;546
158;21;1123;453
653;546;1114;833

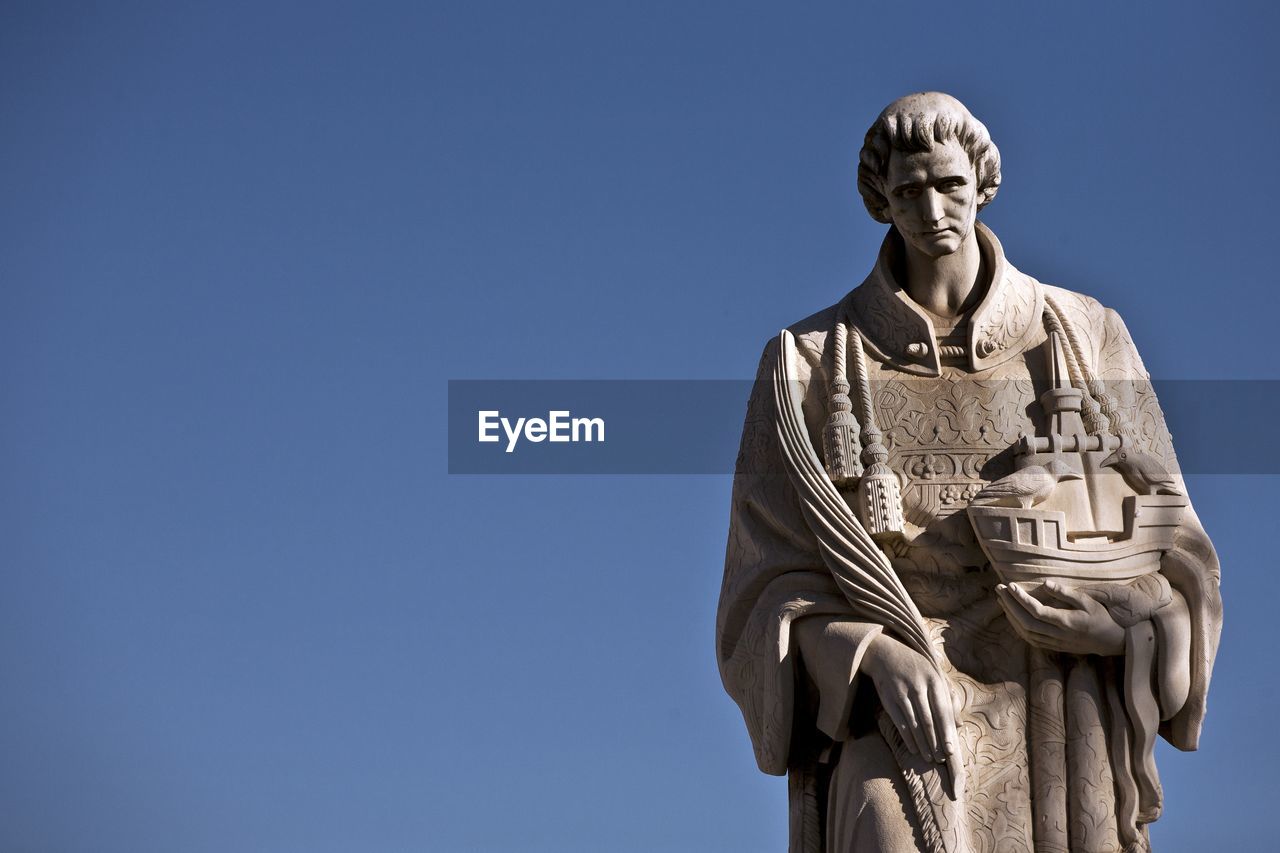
716;226;1222;853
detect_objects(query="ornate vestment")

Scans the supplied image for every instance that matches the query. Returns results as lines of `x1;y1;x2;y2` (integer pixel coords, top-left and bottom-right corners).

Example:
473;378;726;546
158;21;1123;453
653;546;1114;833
717;223;1222;853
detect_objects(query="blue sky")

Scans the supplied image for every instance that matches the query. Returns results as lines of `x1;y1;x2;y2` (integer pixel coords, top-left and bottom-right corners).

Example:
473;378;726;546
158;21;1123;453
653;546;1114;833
2;2;1277;851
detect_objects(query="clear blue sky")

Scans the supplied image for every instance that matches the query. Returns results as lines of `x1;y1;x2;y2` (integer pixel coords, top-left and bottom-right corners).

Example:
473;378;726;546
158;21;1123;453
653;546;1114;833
2;2;1276;851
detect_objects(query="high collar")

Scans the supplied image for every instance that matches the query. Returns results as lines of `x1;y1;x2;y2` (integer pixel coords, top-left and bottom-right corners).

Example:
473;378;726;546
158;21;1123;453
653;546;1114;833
843;221;1043;377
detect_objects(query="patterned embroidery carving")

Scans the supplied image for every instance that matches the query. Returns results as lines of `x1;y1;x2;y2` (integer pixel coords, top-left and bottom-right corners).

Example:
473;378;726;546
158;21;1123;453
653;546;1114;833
875;376;1035;525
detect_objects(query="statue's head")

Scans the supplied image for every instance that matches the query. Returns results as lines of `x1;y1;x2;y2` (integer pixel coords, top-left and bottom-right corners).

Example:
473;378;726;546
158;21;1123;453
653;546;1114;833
857;92;1001;258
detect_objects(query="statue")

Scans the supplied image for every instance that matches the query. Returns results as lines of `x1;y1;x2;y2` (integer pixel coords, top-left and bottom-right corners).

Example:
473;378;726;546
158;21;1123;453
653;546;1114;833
716;92;1222;853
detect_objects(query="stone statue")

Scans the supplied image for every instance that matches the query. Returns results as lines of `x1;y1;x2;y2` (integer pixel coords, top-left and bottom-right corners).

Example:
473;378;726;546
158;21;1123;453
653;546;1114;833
716;92;1222;853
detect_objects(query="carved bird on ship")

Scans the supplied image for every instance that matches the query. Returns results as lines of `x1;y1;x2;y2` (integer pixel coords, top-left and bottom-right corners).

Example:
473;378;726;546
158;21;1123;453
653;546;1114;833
1100;446;1182;495
969;460;1083;509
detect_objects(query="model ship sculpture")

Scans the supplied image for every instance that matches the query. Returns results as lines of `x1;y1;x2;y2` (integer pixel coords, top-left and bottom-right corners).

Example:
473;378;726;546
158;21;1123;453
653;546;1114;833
967;328;1187;587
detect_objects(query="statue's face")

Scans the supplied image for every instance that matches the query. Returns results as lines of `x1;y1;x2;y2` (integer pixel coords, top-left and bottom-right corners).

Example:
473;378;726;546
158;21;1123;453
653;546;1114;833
883;137;978;258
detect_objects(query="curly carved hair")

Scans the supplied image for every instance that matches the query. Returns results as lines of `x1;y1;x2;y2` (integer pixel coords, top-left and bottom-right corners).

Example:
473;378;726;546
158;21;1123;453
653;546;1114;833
857;92;1001;224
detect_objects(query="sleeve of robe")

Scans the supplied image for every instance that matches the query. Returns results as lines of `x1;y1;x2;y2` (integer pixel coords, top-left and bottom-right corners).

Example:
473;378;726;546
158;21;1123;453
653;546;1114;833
716;332;884;777
1088;303;1224;750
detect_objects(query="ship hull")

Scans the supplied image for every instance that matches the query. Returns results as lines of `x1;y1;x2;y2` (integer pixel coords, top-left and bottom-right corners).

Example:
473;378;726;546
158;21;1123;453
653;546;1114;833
967;495;1188;583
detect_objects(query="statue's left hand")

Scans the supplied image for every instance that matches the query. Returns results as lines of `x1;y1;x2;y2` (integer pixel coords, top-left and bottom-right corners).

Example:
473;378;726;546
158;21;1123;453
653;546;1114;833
996;581;1125;656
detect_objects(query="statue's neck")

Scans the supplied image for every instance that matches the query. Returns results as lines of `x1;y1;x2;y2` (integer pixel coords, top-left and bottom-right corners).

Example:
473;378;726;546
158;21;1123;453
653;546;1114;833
898;228;986;319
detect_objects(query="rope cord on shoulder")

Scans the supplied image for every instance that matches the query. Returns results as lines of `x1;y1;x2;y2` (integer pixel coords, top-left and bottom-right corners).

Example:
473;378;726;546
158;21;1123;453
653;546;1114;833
1042;304;1110;435
822;319;862;484
1044;292;1130;438
847;324;905;538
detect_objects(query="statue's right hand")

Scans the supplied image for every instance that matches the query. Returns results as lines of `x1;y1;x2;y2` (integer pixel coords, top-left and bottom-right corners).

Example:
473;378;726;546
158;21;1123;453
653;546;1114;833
861;633;957;767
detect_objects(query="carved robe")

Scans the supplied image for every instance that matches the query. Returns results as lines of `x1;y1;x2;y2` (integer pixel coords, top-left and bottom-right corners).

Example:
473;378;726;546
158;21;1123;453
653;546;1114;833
717;223;1222;853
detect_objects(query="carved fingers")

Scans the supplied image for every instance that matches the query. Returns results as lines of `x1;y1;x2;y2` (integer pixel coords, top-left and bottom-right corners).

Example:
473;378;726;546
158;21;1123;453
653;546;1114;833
914;688;941;762
996;581;1125;656
932;678;960;758
880;687;927;759
863;634;957;766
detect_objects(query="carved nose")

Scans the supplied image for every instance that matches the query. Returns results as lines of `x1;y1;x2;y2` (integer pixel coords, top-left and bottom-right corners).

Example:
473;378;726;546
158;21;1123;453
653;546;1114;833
922;191;944;224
